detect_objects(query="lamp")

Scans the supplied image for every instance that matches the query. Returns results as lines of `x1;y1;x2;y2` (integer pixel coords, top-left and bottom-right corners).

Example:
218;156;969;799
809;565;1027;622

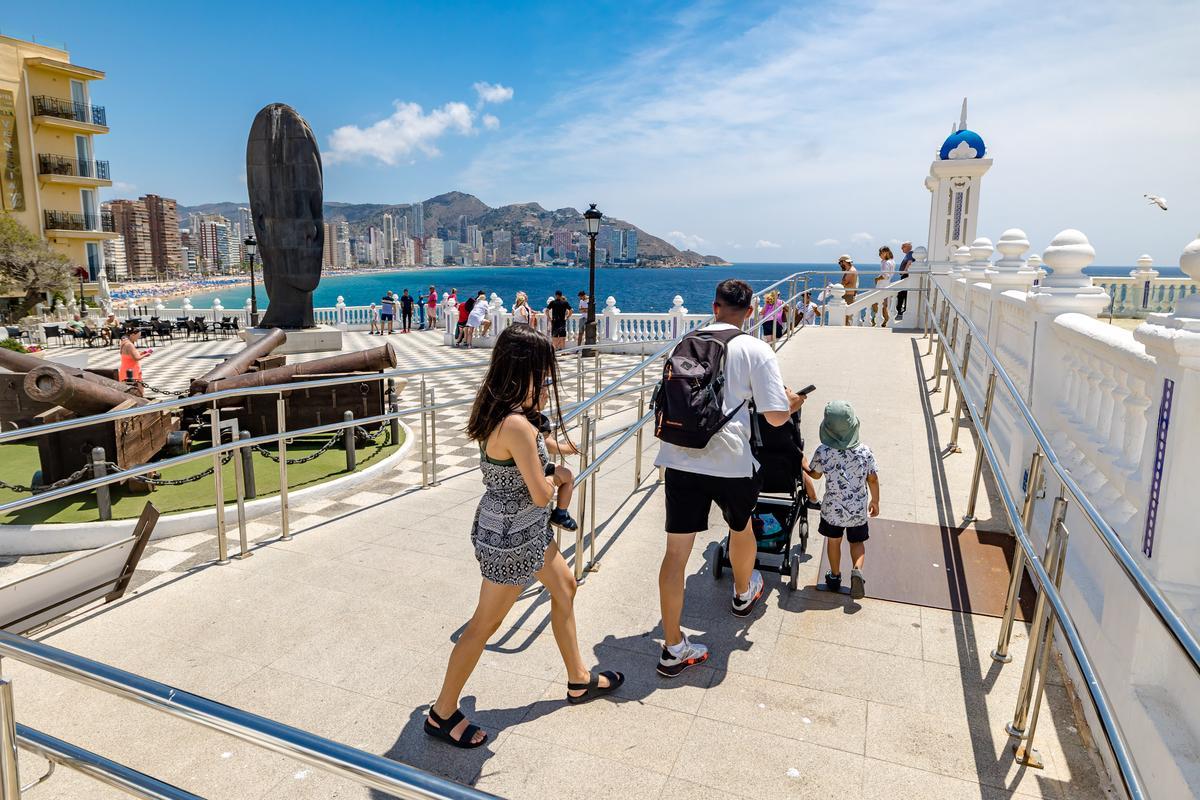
245;235;259;327
583;204;602;356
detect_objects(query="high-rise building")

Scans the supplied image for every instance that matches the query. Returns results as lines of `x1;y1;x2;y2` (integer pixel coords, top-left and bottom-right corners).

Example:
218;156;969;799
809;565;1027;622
194;216;232;272
0;35;118;285
491;230;511;264
551;229;572;258
620;229;638;262
322;223;335;266
333;221;350;268
140;194;182;276
398;215;408;240
107;200;154;279
237;206;254;241
102;236;127;280
458;215;467;243
426;237;444;266
381;213;395;265
411;237;423;266
411;201;424;238
598;225;619;264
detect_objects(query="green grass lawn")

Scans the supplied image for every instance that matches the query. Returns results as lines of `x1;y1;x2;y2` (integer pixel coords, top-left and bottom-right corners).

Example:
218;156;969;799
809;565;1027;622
0;430;403;525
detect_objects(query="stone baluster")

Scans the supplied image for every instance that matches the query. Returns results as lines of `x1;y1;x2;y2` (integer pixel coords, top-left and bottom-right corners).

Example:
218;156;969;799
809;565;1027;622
1095;360;1118;446
668;295;688;338
1027;254;1044;286
1031;229;1110;316
1130;254;1158;313
335;295;348;330
1102;370;1132;461
212;298;223;323
182;297;194;315
991;229;1037;293
602;296;620;341
964;237;994;282
154;298;165;318
825;284;848;327
1119;375;1151;474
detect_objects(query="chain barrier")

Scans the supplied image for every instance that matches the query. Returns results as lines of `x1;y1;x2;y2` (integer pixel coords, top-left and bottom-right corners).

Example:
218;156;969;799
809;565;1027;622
121;451;235;486
137;382;190;398
0;463;94;495
252;430;345;465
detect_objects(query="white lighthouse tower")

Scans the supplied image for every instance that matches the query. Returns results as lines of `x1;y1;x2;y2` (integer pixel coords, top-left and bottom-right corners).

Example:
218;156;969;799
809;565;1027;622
925;99;992;265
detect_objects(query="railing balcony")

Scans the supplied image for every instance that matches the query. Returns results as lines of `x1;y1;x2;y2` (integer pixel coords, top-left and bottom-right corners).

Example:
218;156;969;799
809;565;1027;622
43;209;115;233
37;154;110;181
30;95;107;127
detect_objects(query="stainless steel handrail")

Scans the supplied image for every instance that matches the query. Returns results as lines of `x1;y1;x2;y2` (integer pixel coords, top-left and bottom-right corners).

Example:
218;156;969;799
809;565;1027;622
931;280;1200;675
0;632;496;799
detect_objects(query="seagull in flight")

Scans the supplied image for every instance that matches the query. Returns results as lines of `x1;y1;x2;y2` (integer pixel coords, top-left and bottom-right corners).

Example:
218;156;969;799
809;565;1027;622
1145;194;1168;211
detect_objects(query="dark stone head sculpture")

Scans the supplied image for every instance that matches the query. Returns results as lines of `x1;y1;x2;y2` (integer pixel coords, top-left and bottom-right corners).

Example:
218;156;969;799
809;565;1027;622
246;104;323;329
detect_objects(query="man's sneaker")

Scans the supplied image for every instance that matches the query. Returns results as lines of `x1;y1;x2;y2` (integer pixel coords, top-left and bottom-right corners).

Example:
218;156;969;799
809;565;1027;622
731;569;765;617
851;569;866;599
657;635;709;678
824;571;842;592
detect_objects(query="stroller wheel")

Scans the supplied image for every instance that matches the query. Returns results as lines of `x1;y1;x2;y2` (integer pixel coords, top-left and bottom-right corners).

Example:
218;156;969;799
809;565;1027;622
710;543;724;580
788;554;801;591
799;519;809;554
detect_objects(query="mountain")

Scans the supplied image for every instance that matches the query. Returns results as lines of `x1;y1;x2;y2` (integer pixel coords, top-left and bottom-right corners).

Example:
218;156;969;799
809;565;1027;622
175;192;729;266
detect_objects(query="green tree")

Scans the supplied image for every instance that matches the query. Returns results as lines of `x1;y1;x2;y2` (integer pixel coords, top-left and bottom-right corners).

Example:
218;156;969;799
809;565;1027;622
0;216;72;316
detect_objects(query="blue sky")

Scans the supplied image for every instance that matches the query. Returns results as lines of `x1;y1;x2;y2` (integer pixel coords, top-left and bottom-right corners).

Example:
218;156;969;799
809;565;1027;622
7;0;1199;263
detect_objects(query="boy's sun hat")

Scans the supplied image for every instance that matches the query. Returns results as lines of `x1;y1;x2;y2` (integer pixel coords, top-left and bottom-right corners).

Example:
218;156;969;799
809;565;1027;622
819;400;860;450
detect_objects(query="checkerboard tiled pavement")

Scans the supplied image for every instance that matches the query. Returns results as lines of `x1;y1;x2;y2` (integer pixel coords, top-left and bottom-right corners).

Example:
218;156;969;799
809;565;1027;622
1;331;651;592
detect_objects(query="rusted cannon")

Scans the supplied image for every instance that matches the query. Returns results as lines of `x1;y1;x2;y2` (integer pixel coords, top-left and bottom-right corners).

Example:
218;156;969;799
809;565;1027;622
24;364;149;417
205;344;396;392
0;348;136;395
189;327;287;394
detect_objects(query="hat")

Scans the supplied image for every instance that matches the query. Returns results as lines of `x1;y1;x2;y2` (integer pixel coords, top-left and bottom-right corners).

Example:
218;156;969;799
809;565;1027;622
819;400;860;450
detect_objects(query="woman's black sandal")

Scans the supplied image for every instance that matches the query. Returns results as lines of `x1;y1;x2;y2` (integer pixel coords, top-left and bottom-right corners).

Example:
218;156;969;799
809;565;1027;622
566;670;625;705
424;705;488;749
550;508;578;531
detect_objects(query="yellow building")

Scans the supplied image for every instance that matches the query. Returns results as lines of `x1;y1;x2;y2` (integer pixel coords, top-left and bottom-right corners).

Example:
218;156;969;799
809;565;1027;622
0;34;117;285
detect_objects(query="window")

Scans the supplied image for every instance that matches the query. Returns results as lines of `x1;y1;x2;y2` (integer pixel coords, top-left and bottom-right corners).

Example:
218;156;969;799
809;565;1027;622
70;80;88;123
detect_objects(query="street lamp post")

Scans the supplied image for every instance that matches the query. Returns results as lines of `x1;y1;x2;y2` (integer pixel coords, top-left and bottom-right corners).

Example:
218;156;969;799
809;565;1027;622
245;236;259;327
583;203;602;357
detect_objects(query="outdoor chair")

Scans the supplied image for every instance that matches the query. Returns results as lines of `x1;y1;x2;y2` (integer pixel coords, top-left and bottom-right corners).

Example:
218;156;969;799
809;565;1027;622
152;319;174;342
43;324;64;346
187;318;210;341
4;326;31;345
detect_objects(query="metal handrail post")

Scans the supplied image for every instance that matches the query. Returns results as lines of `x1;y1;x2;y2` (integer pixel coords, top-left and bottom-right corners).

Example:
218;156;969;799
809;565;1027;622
634;388;646;488
429;386;439;486
1008;493;1069;739
994;449;1044;662
209;406;229;565
941;316;960;412
276;394;291;541
1016;517;1071;768
420;378;429;488
574;415;591;581
576;350;584;402
931;303;949;393
0;680;19;799
231;424;252;560
594;352;603;418
587;417;598;573
947;332;973;452
964;370;998;522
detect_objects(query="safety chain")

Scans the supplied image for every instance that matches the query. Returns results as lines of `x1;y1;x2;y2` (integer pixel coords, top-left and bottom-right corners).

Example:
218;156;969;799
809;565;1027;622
114;451;235;486
138;382;190;398
356;424;391;445
0;463;94;495
252;430;345;465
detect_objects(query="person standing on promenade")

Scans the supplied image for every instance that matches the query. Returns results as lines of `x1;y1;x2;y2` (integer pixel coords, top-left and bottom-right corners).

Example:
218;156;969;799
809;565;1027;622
546;290;573;350
119;327;152;385
872;246;895;327
369;302;381;335
759;289;784;343
838;255;858;325
653;279;805;676
380;292;396;334
425;325;623;748
400;289;415;333
426;286;439;330
417;292;427;330
512;291;534;328
895;241;914;320
575;290;590;347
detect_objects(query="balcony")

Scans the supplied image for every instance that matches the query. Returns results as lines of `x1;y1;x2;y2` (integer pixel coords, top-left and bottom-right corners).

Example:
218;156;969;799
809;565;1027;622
37;154;111;186
43;209;116;236
30;95;108;132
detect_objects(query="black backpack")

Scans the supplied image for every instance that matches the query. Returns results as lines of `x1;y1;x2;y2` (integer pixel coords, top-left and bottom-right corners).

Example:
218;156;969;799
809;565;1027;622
653;327;745;449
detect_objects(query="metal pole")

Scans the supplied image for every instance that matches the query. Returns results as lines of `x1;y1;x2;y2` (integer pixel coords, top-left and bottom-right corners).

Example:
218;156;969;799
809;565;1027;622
239;430;257;499
429;386;439;486
1015;518;1071;768
940;315;959;409
420;378;429;488
634;388;646;487
1008;494;1069;739
574;415;591;582
585;233;598;357
387;378;400;445
231;424;251;560
594;352;602;418
0;680;20;799
276;394;291;541
993;450;1045;662
963;370;997;521
92;446;111;521
587;417;598;573
210;406;229;565
343;411;356;471
924;278;935;350
947;332;973;452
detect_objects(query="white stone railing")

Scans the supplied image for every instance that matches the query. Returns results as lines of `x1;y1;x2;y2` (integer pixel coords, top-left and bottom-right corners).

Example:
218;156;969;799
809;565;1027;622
1094;275;1197;317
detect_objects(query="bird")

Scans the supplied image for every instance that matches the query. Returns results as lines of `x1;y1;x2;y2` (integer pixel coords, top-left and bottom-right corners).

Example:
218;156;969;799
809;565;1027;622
1145;194;1168;211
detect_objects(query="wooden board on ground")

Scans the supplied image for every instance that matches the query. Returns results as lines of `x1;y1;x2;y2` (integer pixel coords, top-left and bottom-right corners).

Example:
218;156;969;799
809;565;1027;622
815;517;1036;620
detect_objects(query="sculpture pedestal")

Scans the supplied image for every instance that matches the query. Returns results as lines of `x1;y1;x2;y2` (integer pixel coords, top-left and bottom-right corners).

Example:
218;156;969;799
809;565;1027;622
242;325;343;355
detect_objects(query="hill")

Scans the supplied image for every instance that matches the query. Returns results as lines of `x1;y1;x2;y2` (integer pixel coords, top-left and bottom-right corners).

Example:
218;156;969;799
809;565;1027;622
175;192;728;266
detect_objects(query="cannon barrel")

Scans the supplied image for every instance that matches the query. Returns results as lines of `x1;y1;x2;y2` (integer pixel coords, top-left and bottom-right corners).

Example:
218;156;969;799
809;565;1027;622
189;328;287;394
24;364;150;416
205;344;397;392
0;348;136;395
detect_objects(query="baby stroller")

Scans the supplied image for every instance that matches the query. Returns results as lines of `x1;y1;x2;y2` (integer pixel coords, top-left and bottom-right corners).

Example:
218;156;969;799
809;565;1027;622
710;403;810;591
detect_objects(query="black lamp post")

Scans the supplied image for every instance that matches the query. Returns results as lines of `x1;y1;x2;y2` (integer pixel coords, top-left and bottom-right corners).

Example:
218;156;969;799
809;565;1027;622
245;236;259;327
583;203;602;356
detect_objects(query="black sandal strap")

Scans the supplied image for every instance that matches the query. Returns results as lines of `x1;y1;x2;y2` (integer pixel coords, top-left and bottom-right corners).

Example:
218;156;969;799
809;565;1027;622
429;706;465;730
567;675;597;691
459;723;482;744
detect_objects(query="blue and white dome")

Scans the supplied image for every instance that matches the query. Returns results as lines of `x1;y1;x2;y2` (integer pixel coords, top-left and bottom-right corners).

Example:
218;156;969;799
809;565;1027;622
939;129;986;160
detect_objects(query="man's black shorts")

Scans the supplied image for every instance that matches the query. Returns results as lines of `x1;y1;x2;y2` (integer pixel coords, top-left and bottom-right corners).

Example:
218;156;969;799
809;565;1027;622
818;518;870;543
664;468;762;534
551;322;568;338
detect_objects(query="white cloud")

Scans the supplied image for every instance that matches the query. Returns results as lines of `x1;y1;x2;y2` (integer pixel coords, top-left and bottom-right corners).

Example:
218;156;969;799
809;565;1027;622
814;238;840;247
666;231;707;250
328;84;513;165
474;82;514;105
850;232;874;245
755;239;782;249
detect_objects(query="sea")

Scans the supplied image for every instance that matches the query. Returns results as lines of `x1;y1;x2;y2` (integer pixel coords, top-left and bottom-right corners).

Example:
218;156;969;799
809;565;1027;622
179;263;1185;314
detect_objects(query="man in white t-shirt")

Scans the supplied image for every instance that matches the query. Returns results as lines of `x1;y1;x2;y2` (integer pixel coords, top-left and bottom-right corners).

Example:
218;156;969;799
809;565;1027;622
653;279;805;677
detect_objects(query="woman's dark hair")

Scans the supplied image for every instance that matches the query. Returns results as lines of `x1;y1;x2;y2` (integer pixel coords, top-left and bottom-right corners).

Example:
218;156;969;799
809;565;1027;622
464;296;476;313
879;246;894;260
467;324;569;447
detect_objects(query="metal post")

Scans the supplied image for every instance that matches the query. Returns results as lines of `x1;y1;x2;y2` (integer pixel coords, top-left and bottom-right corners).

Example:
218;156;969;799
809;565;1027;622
0;680;20;799
634;388;646;487
387;378;400;445
576;350;584;402
231;424;251;560
343;411;356;471
276;394;291;541
429;386;439;485
963;370;997;521
940;315;959;410
947;332;973;452
210;406;229;565
239;430;257;500
594;352;603;418
1008;494;1069;740
574;415;591;582
993;450;1045;662
420;377;429;488
1015;518;1071;768
587;417;598;573
92;446;111;521
924;279;935;350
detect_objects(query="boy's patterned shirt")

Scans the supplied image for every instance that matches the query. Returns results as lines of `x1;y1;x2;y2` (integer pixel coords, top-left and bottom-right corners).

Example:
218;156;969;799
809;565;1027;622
809;443;878;527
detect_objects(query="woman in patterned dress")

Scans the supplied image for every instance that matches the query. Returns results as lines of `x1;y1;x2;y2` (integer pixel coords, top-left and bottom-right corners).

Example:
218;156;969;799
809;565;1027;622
425;325;624;748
